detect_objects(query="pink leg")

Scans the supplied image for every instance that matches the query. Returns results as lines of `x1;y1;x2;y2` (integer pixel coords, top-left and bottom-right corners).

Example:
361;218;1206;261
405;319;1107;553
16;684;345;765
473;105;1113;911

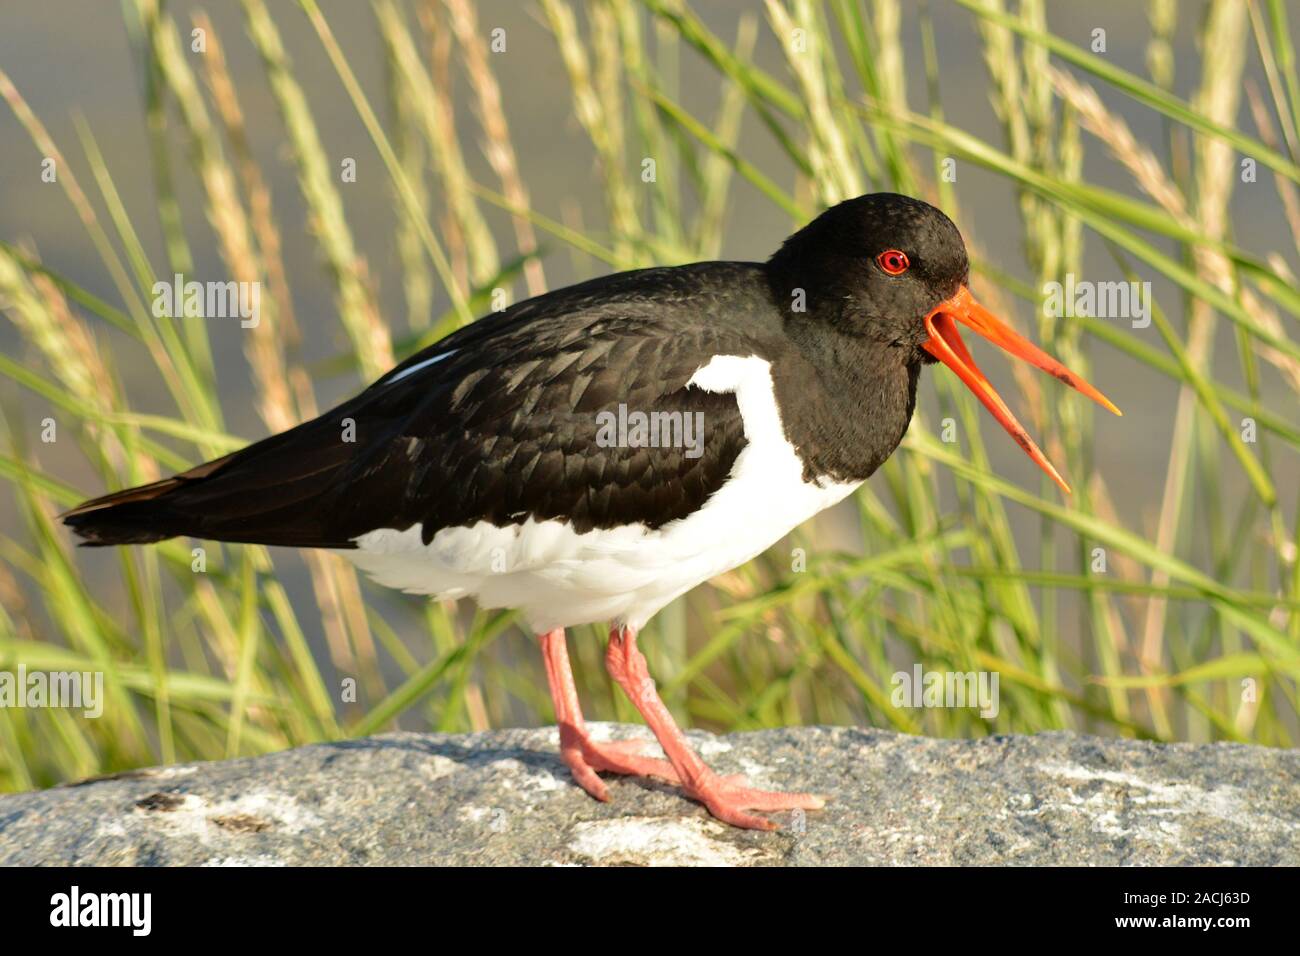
604;624;826;830
538;628;679;801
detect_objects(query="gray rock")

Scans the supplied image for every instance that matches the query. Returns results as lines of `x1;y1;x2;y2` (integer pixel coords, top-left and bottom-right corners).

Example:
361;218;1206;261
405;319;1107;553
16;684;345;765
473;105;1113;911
1;725;1296;865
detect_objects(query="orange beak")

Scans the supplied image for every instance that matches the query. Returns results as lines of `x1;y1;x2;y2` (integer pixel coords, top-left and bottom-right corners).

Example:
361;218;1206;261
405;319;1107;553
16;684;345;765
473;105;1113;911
921;286;1121;495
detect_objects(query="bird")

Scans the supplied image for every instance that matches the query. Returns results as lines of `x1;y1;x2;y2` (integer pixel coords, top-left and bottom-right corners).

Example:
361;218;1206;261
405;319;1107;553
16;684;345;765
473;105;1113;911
61;193;1119;830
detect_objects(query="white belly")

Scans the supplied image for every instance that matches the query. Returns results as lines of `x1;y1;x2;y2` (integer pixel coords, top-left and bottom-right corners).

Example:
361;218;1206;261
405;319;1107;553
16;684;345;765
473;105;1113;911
341;355;859;632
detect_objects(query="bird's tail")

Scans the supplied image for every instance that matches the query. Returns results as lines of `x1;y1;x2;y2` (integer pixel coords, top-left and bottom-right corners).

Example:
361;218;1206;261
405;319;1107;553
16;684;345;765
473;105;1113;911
61;415;362;549
61;453;239;546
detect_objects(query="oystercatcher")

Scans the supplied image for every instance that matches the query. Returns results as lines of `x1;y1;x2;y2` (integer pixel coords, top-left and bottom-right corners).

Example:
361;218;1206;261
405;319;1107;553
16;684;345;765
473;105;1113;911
62;193;1118;829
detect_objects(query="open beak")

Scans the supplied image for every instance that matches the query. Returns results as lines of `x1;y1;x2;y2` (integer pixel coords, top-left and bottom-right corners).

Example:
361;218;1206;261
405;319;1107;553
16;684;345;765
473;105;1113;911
921;286;1121;495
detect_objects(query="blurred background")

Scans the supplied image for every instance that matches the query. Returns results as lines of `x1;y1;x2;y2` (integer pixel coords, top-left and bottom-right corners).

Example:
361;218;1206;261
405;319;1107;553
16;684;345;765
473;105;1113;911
1;0;1297;791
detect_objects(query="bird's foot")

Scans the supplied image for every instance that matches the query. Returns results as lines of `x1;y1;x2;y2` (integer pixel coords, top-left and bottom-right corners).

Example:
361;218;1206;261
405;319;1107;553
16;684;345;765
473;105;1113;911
601;624;827;829
680;771;827;831
558;726;680;802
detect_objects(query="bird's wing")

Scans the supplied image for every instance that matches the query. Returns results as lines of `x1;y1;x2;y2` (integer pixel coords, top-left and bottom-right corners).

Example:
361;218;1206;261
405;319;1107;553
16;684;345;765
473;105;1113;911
335;317;755;544
64;268;775;548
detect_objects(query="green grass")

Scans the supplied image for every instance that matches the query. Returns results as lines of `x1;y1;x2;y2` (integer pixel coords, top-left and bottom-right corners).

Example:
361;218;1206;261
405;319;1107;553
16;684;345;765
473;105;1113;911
0;0;1297;791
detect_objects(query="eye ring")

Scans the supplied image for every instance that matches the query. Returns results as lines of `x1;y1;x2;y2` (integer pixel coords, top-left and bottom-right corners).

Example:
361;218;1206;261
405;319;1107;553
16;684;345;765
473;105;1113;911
876;249;910;276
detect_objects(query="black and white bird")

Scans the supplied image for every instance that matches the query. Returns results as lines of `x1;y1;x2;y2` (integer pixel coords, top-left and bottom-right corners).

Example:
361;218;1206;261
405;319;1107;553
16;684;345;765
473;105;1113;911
62;193;1119;829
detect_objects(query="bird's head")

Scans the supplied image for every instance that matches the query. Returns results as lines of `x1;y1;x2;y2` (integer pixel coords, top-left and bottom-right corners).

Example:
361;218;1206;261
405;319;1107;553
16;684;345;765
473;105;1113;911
767;192;1120;493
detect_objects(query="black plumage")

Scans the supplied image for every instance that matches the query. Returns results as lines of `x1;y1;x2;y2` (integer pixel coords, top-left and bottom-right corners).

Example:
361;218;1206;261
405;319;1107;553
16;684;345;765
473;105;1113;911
62;194;969;549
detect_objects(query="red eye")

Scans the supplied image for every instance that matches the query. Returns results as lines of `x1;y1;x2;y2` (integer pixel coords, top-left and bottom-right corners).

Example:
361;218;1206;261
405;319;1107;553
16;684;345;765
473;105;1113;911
876;249;910;275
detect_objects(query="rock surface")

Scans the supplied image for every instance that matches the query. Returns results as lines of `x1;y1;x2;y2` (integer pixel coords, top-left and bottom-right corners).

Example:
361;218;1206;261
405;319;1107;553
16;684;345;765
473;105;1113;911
1;725;1296;865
